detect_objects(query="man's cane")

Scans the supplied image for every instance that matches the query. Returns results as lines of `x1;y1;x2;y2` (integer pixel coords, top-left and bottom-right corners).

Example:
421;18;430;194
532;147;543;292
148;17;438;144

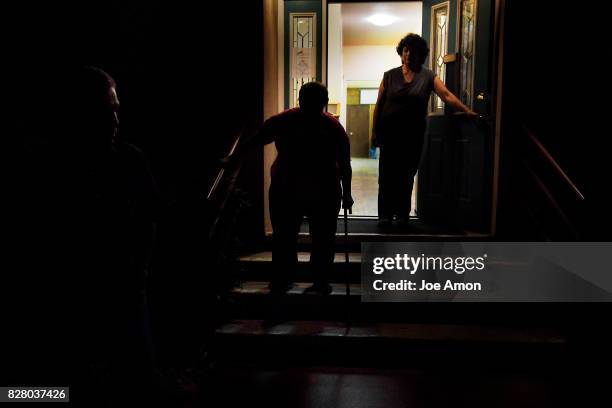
343;205;352;331
344;206;351;297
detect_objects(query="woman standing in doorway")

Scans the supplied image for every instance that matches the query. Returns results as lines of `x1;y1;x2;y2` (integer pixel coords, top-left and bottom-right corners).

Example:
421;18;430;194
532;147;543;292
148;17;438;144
372;33;476;228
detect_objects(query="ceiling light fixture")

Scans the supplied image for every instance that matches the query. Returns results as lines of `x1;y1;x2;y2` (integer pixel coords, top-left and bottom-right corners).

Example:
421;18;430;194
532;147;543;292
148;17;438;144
366;13;398;26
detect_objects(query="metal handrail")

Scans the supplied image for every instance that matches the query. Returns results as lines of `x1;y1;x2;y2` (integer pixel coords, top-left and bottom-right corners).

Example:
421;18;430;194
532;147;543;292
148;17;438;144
523;125;585;201
206;125;245;201
523;160;579;239
206;125;250;241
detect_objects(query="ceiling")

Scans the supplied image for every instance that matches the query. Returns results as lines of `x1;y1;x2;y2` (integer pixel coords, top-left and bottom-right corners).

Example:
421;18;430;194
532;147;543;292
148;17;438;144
341;2;423;46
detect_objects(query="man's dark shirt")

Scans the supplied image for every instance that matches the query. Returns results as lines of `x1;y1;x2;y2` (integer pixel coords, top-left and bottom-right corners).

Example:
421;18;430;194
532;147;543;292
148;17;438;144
259;108;351;198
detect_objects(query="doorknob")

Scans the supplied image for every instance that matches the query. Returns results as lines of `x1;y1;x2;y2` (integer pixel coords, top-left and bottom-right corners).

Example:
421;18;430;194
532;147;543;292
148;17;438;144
476;92;487;101
451;111;493;126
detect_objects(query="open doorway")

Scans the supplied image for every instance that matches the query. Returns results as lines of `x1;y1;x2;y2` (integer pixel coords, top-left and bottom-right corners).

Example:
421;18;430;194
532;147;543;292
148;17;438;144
327;2;423;217
263;0;501;236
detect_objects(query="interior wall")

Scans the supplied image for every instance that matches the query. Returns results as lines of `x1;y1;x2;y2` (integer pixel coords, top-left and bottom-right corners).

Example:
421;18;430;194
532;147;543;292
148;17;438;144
343;45;400;81
328;2;423;128
327;4;347;128
341;46;398;128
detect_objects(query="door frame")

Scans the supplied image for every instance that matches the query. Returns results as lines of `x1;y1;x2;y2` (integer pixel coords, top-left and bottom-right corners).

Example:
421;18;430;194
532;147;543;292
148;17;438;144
323;0;505;235
263;0;505;236
489;0;505;236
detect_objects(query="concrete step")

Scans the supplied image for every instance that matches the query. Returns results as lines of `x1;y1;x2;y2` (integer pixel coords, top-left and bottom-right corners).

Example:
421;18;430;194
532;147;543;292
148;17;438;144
222;282;575;326
237;252;361;283
293;232;489;251
224;281;359;321
212;319;568;370
256;232;490;252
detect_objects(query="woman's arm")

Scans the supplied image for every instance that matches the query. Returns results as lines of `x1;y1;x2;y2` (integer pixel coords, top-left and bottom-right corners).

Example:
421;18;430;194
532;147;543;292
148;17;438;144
433;76;477;117
371;79;386;146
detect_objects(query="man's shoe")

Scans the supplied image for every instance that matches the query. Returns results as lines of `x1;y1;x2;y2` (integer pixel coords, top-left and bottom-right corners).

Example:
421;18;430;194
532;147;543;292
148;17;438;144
304;283;333;295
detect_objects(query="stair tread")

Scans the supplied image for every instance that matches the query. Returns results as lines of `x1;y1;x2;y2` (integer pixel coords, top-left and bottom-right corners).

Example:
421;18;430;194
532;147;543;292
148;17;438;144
299;232;486;238
240;252;361;263
232;281;361;296
216;319;567;344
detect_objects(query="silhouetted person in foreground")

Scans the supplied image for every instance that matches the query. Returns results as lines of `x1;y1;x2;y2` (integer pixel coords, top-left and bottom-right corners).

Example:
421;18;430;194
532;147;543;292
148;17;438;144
11;66;159;405
234;82;353;295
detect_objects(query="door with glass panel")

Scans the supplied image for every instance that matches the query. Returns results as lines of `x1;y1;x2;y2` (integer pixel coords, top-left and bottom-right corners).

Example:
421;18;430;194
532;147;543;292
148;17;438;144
418;0;496;232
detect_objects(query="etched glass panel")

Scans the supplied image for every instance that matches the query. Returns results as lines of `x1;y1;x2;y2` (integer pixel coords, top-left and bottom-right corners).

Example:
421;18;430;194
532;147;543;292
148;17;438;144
431;4;449;113
290;14;316;108
459;0;476;108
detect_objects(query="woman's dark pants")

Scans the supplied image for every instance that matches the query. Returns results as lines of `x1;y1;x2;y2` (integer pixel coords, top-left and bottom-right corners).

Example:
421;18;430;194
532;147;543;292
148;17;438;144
378;136;424;220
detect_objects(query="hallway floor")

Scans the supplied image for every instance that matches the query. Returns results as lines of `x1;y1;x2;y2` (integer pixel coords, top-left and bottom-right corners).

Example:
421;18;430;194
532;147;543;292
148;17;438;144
351;157;417;217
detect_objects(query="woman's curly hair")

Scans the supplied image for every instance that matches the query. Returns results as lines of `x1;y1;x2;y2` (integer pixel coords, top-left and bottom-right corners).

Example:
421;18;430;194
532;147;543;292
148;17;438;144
396;33;429;72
